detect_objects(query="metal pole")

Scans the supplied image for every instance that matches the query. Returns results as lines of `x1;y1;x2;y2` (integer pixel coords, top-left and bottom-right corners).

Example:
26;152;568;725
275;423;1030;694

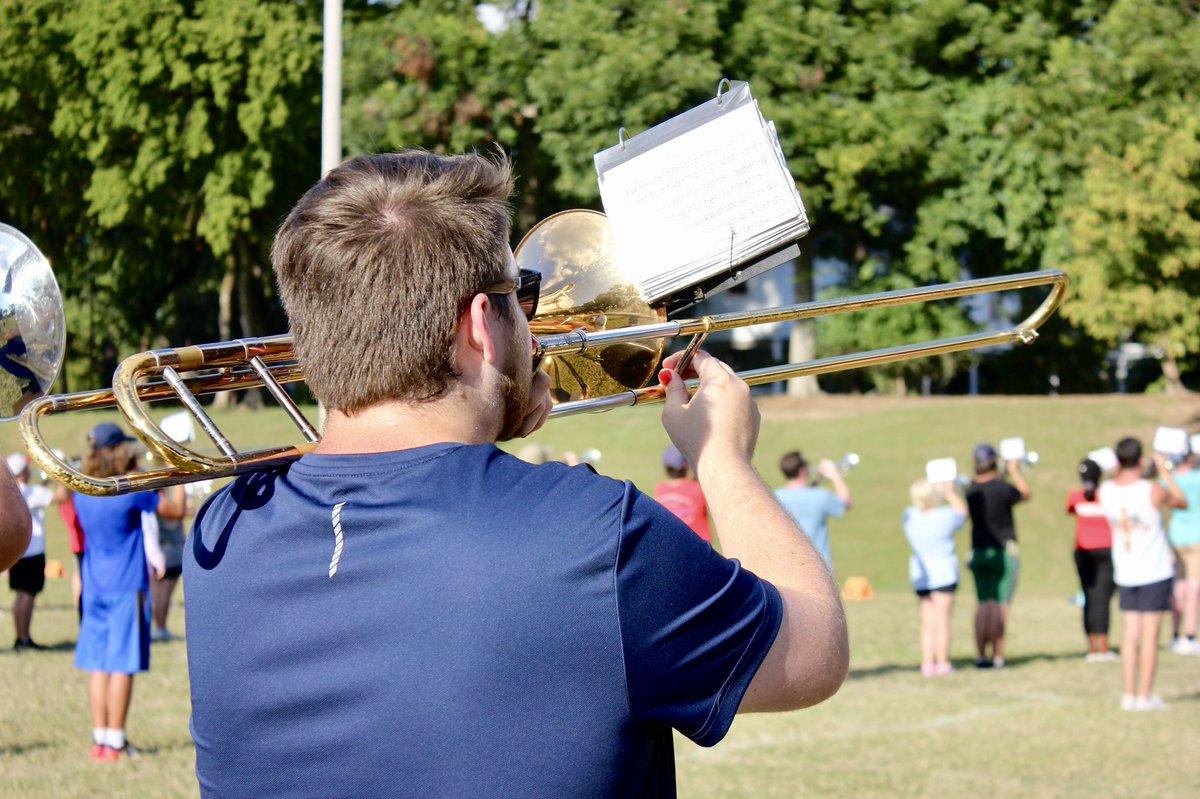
321;0;343;177
318;0;343;432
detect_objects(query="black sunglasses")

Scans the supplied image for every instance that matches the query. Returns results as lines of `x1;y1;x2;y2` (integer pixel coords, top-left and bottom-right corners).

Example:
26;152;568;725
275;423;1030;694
482;269;541;321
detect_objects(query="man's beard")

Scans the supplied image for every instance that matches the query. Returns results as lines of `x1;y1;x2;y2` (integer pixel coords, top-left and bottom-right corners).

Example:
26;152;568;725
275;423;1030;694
493;324;532;442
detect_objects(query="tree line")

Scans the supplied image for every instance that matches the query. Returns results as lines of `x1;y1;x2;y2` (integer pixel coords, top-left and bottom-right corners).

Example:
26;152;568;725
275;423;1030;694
1;0;1196;397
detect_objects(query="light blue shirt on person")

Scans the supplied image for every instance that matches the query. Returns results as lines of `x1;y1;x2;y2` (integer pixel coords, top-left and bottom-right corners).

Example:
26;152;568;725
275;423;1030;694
774;486;847;571
1168;469;1200;547
903;506;967;591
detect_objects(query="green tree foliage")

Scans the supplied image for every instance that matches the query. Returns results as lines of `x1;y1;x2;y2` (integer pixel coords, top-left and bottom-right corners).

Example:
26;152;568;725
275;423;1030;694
524;0;725;203
344;0;503;156
1058;111;1200;395
4;0;1198;397
342;1;561;227
0;0;322;390
727;0;1069;392
904;0;1200;390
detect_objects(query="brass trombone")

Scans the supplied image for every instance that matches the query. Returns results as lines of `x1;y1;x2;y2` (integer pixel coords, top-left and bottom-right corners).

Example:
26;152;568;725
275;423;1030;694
1;216;1068;496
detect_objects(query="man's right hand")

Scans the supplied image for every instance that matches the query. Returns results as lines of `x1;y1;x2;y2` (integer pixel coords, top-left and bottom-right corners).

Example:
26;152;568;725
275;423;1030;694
658;350;849;714
658;350;760;479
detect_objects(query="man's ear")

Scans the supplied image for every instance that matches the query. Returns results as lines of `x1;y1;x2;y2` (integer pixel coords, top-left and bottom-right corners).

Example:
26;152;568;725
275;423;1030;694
462;292;500;364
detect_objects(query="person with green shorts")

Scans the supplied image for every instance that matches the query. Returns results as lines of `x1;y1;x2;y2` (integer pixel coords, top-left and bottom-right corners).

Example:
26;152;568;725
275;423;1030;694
966;443;1030;668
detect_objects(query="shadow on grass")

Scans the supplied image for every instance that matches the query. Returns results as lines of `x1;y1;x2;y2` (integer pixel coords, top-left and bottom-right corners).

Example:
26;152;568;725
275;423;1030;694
849;650;1088;680
0;741;52;757
0;638;77;655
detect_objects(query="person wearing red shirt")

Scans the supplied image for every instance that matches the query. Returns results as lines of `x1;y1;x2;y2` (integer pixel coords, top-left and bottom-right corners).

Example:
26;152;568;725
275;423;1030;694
1068;459;1117;661
654;445;713;544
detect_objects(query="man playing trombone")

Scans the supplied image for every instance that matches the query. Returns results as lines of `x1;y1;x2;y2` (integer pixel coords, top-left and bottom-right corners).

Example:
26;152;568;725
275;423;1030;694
182;150;848;797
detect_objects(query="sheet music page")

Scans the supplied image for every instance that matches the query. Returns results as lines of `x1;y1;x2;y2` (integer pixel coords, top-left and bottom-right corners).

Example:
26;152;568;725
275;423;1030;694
597;98;806;300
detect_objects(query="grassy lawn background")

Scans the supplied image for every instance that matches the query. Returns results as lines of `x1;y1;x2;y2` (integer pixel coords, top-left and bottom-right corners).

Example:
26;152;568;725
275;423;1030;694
2;392;1199;797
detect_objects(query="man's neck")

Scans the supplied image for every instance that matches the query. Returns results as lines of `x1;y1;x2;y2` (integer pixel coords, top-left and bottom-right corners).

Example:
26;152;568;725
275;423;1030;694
316;394;499;455
785;476;810;489
1113;466;1142;485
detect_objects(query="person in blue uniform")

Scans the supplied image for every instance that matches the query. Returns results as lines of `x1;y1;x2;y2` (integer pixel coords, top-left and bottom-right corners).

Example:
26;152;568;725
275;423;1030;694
73;422;163;762
183;150;850;798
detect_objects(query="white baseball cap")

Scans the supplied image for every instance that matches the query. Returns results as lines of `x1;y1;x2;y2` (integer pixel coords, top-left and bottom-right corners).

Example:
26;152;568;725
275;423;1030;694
6;453;28;476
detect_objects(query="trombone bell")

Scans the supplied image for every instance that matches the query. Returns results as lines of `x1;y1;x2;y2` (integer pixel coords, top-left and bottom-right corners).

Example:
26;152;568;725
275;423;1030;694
515;210;665;402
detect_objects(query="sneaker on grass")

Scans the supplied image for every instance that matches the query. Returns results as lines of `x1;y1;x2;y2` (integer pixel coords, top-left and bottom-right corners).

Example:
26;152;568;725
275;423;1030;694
111;742;143;760
1120;694;1138;711
1135;695;1169;712
1170;638;1200;656
89;744;120;763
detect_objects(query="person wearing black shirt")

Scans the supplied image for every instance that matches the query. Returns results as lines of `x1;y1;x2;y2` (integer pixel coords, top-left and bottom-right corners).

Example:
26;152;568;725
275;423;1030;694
966;443;1031;668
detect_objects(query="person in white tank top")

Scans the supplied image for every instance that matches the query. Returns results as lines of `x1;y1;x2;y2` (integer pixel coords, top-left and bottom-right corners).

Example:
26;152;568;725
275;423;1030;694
1098;437;1188;712
1102;479;1173;588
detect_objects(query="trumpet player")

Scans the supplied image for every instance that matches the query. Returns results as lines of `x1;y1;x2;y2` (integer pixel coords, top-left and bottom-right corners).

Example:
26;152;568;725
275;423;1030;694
966;443;1031;669
182;150;848;798
775;451;854;573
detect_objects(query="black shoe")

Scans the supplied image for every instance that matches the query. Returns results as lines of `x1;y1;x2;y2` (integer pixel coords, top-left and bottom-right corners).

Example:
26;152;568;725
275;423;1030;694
974;657;993;669
13;638;45;651
111;742;143;760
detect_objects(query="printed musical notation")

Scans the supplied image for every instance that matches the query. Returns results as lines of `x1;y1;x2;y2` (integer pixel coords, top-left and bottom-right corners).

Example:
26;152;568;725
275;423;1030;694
594;82;809;302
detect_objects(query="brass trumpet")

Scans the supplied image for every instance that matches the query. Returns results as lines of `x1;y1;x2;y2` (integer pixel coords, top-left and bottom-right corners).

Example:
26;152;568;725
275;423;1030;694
2;215;1068;496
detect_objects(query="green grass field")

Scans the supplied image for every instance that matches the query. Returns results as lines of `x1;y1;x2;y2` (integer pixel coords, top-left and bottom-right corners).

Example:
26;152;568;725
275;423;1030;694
2;393;1199;797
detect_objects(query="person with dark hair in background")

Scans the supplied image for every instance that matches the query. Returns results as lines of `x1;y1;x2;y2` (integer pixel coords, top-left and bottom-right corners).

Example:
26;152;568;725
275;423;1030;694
966;443;1030;669
181;151;848;798
1099;437;1188;711
653;444;712;544
1068;459;1117;662
775;450;852;573
72;422;165;761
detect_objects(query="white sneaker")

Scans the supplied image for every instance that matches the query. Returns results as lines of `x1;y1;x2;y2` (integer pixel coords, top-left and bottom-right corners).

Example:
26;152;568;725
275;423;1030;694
1120;694;1138;711
1173;638;1200;656
1087;651;1119;663
1135;695;1169;712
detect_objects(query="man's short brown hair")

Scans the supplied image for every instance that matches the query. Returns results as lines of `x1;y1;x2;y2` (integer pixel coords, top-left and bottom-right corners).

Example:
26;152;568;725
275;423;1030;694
272;150;514;412
780;451;808;480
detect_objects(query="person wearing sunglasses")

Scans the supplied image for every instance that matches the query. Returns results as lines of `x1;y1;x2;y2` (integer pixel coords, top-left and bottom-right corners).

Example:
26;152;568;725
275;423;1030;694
182;150;847;798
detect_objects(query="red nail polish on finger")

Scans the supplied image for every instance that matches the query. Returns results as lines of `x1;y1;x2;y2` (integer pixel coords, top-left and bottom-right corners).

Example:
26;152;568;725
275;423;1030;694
659;370;671;386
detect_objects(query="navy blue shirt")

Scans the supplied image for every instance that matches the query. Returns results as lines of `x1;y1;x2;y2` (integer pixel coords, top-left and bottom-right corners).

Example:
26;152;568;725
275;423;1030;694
184;444;781;798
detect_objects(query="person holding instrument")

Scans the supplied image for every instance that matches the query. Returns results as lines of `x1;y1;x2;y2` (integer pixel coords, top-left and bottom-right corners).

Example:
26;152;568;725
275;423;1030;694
774;451;853;573
966;443;1031;669
903;478;968;676
183;151;848;798
1099;437;1188;711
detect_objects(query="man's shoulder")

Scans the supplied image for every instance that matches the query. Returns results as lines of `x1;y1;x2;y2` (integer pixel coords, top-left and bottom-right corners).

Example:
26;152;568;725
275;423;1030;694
196;447;635;536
